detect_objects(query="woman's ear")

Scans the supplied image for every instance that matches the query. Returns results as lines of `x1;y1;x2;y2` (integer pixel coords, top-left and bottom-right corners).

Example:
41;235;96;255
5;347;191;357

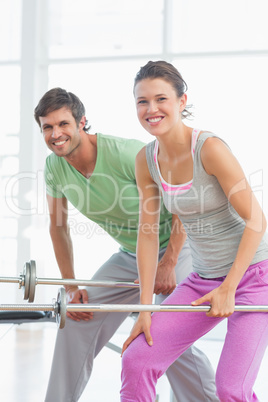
179;93;187;112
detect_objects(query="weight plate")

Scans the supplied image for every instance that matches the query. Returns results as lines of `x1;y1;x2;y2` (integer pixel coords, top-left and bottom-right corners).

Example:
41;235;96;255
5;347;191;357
28;260;36;303
56;287;66;329
23;262;30;300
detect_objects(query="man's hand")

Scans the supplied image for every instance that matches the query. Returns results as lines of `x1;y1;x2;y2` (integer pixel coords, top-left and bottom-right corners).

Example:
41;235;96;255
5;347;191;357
154;257;176;295
134;257;176;296
66;286;93;321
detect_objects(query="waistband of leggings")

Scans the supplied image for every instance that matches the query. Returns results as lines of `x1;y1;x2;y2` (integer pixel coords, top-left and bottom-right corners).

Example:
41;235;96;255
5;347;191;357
246;258;268;271
201;259;268;281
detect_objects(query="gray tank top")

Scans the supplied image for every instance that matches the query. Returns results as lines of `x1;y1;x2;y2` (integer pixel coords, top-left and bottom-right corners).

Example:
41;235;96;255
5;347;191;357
146;131;268;278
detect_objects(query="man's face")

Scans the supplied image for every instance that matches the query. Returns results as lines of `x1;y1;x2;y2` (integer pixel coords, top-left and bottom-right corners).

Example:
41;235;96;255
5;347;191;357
40;107;85;157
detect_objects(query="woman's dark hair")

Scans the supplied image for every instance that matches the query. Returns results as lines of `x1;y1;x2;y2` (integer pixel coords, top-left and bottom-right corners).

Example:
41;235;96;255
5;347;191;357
134;60;193;119
34;87;91;131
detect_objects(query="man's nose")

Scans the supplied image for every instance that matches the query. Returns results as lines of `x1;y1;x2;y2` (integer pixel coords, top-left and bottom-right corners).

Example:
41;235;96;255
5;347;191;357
52;126;61;138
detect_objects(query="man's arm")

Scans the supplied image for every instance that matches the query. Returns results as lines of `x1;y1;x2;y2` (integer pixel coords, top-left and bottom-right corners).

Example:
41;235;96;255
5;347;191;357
154;214;187;295
47;194;92;321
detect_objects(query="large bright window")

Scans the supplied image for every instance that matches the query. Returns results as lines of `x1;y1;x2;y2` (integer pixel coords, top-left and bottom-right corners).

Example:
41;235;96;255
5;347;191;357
0;0;21;61
48;0;164;58
1;0;268;302
172;0;268;53
1;2;268;399
0;0;21;301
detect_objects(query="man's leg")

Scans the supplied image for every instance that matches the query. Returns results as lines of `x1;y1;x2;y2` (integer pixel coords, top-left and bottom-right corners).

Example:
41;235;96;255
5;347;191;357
156;243;219;402
45;251;140;402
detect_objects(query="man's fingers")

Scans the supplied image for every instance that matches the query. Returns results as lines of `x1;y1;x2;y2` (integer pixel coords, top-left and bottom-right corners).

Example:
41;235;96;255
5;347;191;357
67;311;93;321
80;288;89;303
66;289;93;321
154;283;166;294
154;282;176;296
161;285;176;295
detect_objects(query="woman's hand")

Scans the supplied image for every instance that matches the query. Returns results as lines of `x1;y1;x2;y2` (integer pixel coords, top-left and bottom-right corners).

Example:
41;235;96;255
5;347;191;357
191;284;236;317
121;312;152;356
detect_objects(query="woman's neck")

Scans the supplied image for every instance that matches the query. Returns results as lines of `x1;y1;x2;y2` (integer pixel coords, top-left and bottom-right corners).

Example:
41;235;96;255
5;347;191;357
157;124;193;159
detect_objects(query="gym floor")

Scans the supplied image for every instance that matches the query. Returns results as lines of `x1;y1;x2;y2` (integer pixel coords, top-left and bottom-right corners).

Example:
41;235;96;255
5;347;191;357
0;318;268;402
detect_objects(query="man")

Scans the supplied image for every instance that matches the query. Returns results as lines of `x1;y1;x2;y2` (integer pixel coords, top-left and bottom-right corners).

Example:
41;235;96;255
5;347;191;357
34;88;218;401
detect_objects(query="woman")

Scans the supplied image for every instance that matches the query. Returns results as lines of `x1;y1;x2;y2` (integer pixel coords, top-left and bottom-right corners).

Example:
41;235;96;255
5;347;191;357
120;60;268;401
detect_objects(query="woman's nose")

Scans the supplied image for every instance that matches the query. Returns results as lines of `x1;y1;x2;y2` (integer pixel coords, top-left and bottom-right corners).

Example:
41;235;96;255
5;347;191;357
147;101;158;113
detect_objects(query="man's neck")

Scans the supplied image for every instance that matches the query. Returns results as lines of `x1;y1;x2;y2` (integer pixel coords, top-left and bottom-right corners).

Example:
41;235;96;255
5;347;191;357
65;133;97;179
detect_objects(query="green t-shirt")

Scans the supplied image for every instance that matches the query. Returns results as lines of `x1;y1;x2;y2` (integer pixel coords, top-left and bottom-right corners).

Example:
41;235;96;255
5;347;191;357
45;133;172;253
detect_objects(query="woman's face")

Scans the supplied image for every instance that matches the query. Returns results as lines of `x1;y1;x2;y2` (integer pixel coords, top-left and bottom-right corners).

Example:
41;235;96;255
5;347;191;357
134;78;186;138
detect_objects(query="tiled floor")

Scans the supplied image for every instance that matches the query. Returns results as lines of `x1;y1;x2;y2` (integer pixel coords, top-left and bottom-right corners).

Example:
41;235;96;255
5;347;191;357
0;317;268;402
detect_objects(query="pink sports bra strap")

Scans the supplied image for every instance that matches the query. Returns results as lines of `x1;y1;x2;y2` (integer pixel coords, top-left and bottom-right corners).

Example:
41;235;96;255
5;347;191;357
154;128;200;194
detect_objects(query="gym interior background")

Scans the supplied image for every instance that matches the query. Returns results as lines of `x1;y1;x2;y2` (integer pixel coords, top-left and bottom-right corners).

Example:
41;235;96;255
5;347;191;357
1;1;268;401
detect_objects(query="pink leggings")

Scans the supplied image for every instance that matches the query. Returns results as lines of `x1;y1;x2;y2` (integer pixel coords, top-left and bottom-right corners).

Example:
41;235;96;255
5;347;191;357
121;260;268;401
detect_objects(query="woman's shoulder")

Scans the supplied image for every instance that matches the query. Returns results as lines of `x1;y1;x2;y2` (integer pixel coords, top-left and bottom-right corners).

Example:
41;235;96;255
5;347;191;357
198;131;229;148
197;130;217;141
136;144;147;165
197;131;230;152
135;144;155;184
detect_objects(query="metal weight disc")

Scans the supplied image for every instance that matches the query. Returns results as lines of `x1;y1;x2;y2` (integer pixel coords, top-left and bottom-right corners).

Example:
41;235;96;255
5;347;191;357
28;260;36;303
23;262;30;300
56;287;66;329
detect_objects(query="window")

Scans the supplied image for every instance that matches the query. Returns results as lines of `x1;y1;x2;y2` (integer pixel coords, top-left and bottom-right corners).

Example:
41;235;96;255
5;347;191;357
0;0;22;61
1;0;268;300
48;0;164;58
171;0;268;54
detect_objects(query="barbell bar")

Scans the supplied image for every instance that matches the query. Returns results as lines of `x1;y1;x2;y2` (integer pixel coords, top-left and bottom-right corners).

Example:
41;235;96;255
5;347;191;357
1;288;268;330
0;260;140;303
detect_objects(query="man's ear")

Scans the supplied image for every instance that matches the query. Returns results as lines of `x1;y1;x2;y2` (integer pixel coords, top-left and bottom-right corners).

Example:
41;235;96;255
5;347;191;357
79;115;86;130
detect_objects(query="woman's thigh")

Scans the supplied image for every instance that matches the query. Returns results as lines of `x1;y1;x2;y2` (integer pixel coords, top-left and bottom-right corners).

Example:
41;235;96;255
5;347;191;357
124;274;224;376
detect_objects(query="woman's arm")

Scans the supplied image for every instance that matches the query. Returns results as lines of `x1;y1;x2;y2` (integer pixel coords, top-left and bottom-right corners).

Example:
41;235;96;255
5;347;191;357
192;137;267;316
136;147;162;305
154;214;187;295
122;147;161;352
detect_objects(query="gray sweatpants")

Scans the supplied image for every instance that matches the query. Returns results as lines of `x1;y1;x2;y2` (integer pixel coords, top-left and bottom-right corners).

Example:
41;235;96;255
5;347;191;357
45;244;218;402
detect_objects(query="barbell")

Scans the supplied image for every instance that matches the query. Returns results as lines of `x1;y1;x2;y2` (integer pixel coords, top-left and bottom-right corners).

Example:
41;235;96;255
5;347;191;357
1;287;268;330
0;260;139;303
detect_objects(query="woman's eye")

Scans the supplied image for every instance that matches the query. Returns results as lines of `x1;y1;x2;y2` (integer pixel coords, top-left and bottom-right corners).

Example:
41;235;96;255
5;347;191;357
158;97;166;102
137;100;147;105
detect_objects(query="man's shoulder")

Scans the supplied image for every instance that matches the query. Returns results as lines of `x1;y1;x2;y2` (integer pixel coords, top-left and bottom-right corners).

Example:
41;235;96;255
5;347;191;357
44;153;66;179
46;151;61;163
97;133;145;151
45;152;66;168
98;134;146;166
